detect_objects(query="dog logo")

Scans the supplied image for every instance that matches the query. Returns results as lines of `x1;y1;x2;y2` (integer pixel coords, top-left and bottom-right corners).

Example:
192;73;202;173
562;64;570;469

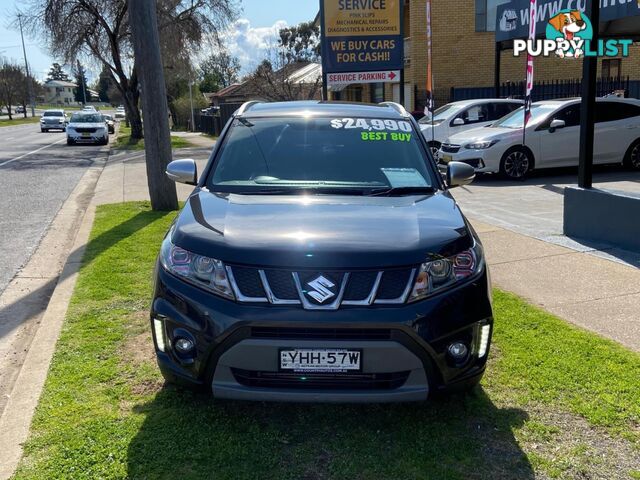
546;10;592;58
499;9;517;32
306;275;336;304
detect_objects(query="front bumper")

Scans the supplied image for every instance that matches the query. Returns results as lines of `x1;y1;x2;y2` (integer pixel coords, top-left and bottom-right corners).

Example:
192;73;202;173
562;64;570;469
151;263;493;402
438;147;501;173
67;130;108;143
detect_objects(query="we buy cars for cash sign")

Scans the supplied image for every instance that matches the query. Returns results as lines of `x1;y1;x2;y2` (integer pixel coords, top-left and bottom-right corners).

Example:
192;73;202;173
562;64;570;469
320;0;404;73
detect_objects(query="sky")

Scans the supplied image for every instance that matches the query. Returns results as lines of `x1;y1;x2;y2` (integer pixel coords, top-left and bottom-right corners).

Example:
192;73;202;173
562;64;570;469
0;0;318;83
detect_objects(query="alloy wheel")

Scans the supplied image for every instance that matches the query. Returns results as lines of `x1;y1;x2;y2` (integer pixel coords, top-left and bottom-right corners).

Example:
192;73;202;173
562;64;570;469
504;150;530;179
630;143;640;169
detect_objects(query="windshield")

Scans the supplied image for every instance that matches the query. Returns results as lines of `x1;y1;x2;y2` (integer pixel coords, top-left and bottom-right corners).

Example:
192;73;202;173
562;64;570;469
491;104;557;129
43;111;63;117
419;104;465;125
208;116;436;194
70;113;103;123
103;114;113;120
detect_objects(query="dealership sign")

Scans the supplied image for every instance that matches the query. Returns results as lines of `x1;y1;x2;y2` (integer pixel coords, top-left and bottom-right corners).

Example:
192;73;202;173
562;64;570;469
320;0;404;74
327;70;400;87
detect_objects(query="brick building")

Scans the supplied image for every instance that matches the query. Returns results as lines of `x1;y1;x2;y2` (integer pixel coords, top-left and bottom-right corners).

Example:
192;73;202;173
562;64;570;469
327;0;640;111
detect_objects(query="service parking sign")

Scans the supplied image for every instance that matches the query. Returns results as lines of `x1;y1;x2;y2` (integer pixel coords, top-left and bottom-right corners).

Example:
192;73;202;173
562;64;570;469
320;0;404;74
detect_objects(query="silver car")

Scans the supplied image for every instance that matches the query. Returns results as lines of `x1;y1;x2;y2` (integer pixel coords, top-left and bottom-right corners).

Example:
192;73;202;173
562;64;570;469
66;112;109;145
40;110;68;132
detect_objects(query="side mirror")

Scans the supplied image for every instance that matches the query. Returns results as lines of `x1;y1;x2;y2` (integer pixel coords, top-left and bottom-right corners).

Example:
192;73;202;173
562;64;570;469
166;159;197;185
446;161;475;188
452;117;465;126
549;119;565;132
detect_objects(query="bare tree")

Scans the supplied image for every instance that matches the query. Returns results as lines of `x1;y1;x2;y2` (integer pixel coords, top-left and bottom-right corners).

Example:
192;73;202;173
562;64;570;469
249;56;321;102
0;61;27;119
20;0;237;139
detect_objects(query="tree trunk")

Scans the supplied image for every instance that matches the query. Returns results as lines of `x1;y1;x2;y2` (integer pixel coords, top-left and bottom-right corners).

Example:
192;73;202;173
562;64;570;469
128;0;178;211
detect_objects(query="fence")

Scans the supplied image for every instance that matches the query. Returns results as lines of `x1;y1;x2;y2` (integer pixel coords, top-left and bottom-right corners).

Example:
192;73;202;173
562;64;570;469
190;102;243;137
449;77;638;103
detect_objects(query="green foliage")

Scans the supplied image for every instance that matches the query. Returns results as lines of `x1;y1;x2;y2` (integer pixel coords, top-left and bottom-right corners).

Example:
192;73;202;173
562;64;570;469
171;86;208;129
278;21;321;62
46;62;71;82
198;50;240;92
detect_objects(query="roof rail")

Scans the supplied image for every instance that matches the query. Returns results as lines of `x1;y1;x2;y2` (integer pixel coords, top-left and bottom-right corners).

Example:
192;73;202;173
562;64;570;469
236;100;262;116
379;101;409;116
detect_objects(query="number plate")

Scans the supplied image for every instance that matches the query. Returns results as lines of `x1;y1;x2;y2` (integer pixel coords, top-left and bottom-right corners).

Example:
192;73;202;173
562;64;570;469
280;348;361;372
81;132;91;138
441;154;453;163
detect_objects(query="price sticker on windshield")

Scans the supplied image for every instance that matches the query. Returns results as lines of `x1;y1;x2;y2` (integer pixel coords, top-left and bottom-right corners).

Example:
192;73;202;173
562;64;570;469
330;118;412;132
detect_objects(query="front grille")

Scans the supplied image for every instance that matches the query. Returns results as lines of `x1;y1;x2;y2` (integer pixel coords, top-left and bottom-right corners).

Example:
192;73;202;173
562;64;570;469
232;368;410;390
251;327;392;340
227;265;416;309
74;127;97;133
441;143;461;153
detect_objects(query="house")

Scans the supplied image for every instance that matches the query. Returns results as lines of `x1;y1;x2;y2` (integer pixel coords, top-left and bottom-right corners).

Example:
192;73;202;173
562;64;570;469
43;80;77;105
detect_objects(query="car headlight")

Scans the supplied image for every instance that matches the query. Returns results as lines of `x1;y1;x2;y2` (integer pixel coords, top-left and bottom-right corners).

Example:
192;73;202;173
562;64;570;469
40;119;45;123
464;140;498;150
159;235;234;300
408;240;484;302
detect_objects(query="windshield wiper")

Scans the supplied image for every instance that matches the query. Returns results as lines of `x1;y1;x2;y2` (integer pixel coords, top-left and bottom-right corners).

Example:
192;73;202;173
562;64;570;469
368;186;436;197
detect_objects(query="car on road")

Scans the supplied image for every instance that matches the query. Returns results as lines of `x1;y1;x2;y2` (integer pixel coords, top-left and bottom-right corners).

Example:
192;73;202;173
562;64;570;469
40;110;68;132
114;106;126;120
82;105;98;113
103;114;115;134
419;99;522;156
66;112;109;145
15;105;26;114
151;100;493;402
438;97;640;179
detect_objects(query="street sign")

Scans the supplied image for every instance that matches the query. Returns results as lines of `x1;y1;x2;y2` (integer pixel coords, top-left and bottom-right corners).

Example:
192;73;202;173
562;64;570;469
320;0;404;74
327;70;401;87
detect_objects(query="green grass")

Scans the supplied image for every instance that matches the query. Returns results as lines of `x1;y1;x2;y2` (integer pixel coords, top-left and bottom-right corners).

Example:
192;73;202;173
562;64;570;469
0;116;41;127
115;125;195;150
12;202;640;480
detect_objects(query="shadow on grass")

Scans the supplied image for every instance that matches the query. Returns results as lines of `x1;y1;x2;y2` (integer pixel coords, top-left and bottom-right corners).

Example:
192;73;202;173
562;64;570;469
127;386;534;480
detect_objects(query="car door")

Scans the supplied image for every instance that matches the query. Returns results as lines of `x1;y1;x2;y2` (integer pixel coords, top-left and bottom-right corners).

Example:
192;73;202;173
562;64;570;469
594;101;640;164
539;104;581;167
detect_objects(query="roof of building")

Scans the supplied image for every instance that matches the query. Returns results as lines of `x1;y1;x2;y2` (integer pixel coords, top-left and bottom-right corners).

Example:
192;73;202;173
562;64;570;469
44;80;77;87
237;100;409;119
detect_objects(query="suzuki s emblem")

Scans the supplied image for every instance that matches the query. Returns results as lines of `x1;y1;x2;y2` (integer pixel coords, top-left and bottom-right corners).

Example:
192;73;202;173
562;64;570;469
306;275;336;304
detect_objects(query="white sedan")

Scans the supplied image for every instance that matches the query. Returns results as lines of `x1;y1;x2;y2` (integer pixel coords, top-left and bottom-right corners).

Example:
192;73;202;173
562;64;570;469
66;112;109;145
438;97;640;179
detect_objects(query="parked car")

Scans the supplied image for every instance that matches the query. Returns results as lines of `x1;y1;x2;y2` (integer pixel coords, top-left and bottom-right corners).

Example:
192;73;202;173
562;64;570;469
82;105;98;113
103;114;115;134
151;100;493;402
66;112;108;145
40;110;68;132
419;99;523;155
15;105;26;114
439;97;640;179
114;106;126;120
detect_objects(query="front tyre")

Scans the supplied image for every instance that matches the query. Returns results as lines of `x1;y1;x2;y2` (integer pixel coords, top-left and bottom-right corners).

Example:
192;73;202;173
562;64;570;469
500;147;533;180
623;139;640;171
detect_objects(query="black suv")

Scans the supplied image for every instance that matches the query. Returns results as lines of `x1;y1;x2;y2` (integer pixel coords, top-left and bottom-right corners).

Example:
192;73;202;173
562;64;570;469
151;101;493;402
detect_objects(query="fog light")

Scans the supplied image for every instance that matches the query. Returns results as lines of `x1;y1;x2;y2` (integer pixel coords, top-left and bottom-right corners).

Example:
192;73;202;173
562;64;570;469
174;337;195;354
447;342;468;360
153;318;166;352
478;324;491;358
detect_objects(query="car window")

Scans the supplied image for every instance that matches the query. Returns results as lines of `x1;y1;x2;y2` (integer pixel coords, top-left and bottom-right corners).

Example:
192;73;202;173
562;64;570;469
70;113;103;123
491;104;557;129
455;104;489;125
553;105;581;128
595;102;640;123
43;111;63;117
489;102;521;121
208;116;436;193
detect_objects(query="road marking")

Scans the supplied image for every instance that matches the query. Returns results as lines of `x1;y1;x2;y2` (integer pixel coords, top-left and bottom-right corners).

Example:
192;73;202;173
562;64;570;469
0;137;66;167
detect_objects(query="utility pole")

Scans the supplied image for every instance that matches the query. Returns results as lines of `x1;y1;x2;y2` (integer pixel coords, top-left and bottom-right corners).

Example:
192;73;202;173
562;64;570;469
17;14;35;118
128;0;178;211
77;60;87;105
188;82;195;132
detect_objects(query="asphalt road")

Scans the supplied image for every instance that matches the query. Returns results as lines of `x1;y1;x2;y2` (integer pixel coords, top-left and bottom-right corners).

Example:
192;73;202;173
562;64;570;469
0;122;108;296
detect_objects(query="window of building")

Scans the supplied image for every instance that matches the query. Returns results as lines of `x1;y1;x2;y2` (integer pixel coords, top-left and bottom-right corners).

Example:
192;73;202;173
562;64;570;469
602;59;622;79
370;83;384;103
476;0;511;32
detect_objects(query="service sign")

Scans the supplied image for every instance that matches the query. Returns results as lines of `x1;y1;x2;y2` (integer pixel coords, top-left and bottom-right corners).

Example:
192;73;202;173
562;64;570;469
327;70;400;87
320;0;404;73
